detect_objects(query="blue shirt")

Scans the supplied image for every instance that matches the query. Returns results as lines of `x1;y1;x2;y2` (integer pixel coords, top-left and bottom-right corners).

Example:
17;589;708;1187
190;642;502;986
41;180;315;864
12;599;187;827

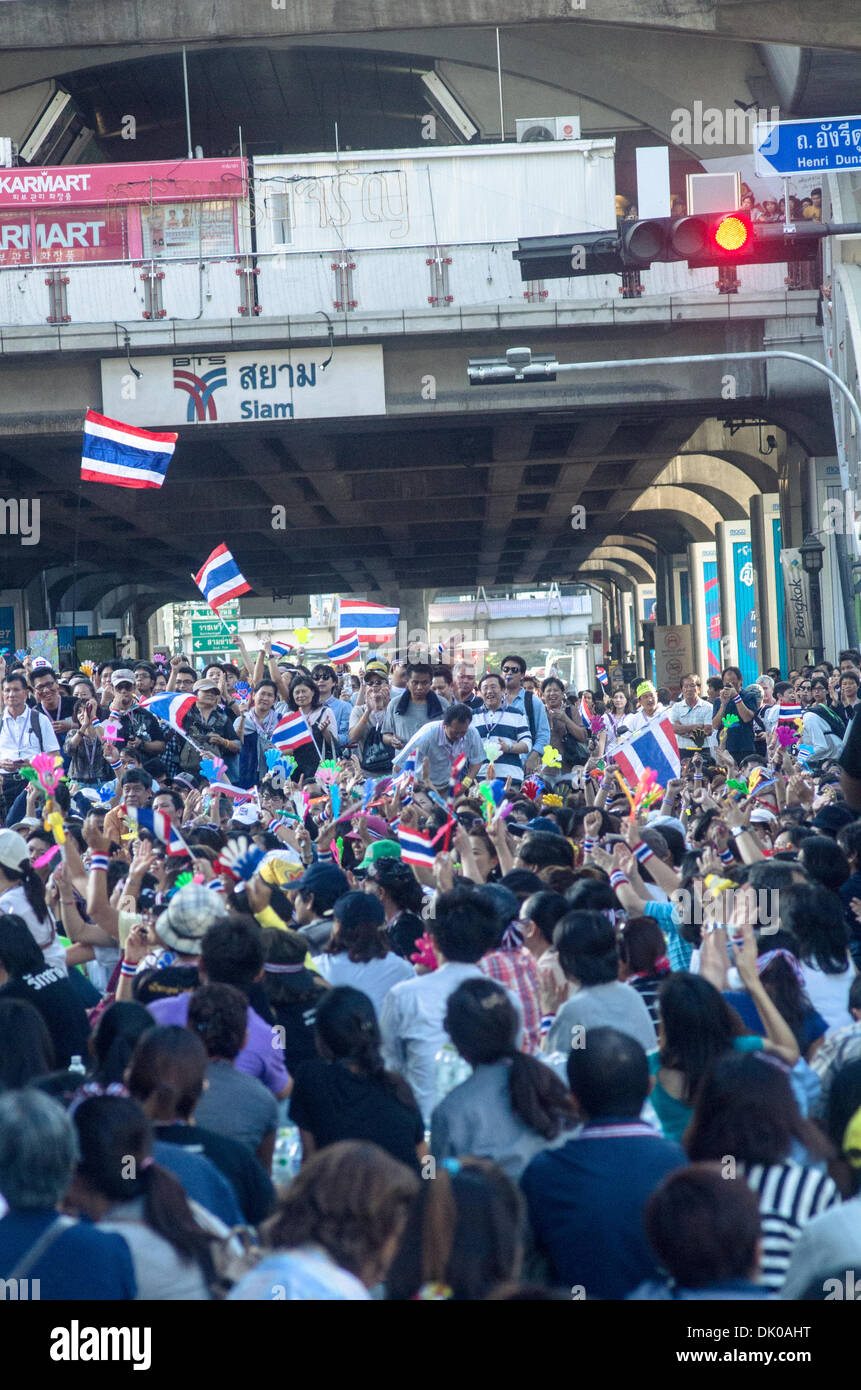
503;688;550;756
0;1209;136;1300
521;1119;686;1298
712;688;759;757
323;696;353;745
152;1140;243;1228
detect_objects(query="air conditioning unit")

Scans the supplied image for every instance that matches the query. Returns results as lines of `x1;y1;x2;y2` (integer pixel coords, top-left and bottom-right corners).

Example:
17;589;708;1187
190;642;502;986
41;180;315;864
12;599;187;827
515;116;581;144
19;89;80;165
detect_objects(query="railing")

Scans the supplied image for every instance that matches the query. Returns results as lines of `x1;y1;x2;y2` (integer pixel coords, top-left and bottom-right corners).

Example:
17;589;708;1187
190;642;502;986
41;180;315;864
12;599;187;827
0;240;804;330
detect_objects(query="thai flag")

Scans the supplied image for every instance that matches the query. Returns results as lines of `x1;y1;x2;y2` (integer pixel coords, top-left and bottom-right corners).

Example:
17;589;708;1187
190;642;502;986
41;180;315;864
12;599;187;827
326;629;360;665
139;692;196;735
270;640;295;658
778;703;803;722
81;410;177;490
128;806;189;857
596;666;609;688
338;599;399;643
398;827;436;866
613;717;680;792
206;782;255;803
193;543;252;613
579;695;592;726
271;710;314;751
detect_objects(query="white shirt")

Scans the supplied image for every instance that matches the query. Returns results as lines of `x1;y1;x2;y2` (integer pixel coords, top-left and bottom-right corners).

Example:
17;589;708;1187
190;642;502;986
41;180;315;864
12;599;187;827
311;951;415;1016
0;883;66;975
800;958;856;1034
668;697;713;750
0;706;60;762
624;704;667;735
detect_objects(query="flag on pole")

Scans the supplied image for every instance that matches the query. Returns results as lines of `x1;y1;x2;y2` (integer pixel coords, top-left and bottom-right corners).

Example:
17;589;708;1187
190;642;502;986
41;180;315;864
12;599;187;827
139;692;196;735
193;544;252;613
579;695;592;727
612;717;681;792
338;599;399;643
398;827;437;867
596;666;609;688
128;806;190;857
326;629;361;665
271;710;314;751
81;410;177;490
205;782;256;803
270;640;295;658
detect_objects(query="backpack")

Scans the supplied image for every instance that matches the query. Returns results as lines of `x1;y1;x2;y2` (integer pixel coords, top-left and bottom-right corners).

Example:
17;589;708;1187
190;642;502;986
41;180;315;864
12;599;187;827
28;707;44;752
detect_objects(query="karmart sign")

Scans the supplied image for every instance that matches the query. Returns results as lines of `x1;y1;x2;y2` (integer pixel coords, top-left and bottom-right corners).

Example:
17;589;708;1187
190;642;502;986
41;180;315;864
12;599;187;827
101;345;386;428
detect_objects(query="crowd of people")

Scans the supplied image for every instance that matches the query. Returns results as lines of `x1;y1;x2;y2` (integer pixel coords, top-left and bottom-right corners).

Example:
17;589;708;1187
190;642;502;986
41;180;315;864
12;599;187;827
3;637;861;1301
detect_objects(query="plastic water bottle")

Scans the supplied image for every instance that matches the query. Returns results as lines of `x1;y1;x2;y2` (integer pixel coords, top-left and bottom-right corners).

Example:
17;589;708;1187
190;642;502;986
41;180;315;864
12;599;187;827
432;1043;471;1108
272;1123;303;1186
68;1055;86;1076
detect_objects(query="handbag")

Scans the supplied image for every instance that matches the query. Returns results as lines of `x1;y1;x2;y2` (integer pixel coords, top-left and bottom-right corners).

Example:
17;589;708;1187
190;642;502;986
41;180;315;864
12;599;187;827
361;723;394;774
561;707;590;765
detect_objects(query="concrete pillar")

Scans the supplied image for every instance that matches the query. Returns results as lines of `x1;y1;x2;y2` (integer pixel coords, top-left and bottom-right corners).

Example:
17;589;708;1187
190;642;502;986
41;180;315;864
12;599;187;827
373;587;431;662
749;493;785;674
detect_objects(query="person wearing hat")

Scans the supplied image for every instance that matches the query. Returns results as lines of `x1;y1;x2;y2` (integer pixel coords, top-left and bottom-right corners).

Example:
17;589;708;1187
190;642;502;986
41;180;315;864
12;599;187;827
0;827;66;976
290;862;351;952
625;681;667;735
107;670;165;765
185;680;241;781
311;891;415;1015
349;669;393;776
116;880;230;1005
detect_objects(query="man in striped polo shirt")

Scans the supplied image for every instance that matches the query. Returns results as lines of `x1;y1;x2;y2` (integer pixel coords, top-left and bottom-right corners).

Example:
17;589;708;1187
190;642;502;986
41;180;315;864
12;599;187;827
471;671;532;784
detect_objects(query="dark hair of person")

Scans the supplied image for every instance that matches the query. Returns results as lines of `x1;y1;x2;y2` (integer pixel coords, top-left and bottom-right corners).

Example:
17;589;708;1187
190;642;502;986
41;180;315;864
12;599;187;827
406;661;432;678
657;973;743;1103
188;982;247;1061
254;679;279;698
199;916;264;995
566;1027;649;1119
73;1095;217;1276
260;927;323;1010
618;916;667;975
314;986;417;1107
263;1140;419;1281
686;1053;832;1166
443;702;473;728
91;1001;155;1086
564;878;619;915
153;787;184;815
327;893;387;963
521;891;569;948
798;838;851;891
386;1156;523;1301
644;1166;761;1289
187;825;228;853
445;979;577;1139
311;664;337;683
367;858;425;914
825;1058;861;1192
0;846;50;924
126;1025;207;1121
520;832;574;871
431;886;497;964
499;869;544;902
753;929;809;1045
779;883;850;975
554;910;618;985
0;912;47;978
0;998;55;1087
500;654;526;675
287;674;320;711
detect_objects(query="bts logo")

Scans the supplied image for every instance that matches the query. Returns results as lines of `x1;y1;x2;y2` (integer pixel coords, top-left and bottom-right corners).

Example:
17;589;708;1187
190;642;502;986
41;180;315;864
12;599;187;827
173;355;227;422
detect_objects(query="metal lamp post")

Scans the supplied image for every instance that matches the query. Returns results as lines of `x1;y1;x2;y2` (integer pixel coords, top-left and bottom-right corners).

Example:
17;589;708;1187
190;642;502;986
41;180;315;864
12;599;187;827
799;533;825;664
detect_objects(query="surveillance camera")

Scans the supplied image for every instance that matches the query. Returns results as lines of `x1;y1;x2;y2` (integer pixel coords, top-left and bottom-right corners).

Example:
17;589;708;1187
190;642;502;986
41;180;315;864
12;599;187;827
506;346;533;368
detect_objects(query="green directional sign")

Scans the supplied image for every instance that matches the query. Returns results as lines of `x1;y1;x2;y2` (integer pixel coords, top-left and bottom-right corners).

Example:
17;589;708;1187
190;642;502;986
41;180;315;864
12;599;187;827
192;619;238;636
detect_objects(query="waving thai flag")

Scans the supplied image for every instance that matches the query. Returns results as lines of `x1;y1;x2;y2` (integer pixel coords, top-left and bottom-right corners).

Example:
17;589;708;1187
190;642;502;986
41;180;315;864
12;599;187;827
193;543;252;613
270;640;295;658
81;410;177;489
778;703;803;722
139;692;196;735
326;629;361;665
612;717;680;792
271;709;314;751
338;599;399;643
398;826;436;866
596;666;609;688
128;806;190;857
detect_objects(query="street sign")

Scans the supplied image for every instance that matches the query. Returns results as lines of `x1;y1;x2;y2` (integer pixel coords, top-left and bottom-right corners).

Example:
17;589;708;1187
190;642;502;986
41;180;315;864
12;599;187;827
191;637;234;653
191;619;238;637
755;115;861;177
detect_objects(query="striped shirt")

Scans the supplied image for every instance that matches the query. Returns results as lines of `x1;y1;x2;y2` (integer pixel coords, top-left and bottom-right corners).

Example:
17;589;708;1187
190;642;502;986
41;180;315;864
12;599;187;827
742;1162;840;1293
471;705;532;780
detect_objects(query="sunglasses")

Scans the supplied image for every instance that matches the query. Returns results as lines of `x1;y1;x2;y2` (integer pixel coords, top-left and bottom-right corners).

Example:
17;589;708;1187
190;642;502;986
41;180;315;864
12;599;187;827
501;666;522;674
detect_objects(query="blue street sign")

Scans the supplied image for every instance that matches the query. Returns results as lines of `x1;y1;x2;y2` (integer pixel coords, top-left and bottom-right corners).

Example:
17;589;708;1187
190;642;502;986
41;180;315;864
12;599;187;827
755;115;861;177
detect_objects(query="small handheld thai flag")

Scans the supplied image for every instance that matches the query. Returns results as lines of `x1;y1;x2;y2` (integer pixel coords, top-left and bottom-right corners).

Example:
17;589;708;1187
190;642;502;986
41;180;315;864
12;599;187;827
579;695;592;727
778;703;803;722
326;629;361;665
128;806;190;857
139;692;196;735
271;709;314;751
338;599;399;644
270;640;295;659
193;543;252;613
206;781;255;803
398;826;436;866
613;717;680;792
81;410;177;490
596;666;609;688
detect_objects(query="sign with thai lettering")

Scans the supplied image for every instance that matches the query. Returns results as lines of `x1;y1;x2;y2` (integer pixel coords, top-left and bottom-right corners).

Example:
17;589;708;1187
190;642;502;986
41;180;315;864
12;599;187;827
755;116;861;177
0;157;246;208
100;346;386;426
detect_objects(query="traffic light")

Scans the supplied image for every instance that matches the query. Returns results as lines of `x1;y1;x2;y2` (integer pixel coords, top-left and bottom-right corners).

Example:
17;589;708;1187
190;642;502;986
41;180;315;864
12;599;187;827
514;211;830;282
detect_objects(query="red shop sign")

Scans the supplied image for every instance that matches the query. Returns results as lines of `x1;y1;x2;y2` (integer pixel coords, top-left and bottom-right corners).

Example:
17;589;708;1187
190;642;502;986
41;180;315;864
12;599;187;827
0;157;247;209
